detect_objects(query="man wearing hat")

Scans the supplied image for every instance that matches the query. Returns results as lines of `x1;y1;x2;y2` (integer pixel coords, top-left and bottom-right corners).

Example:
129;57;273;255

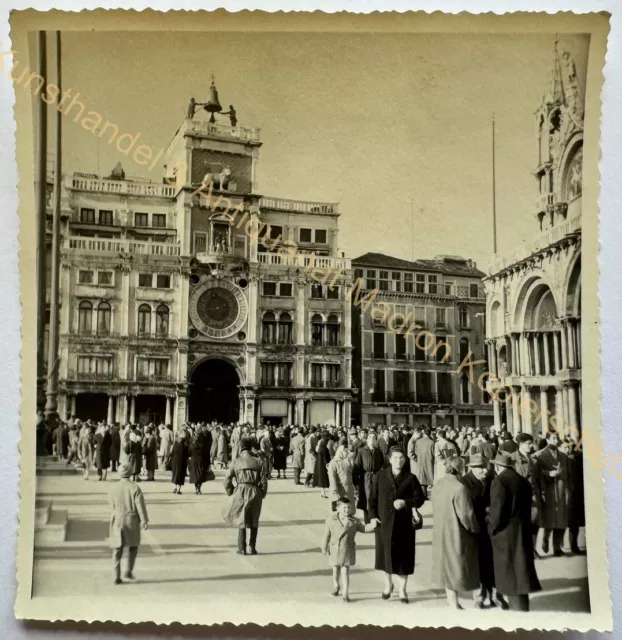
462;453;508;609
488;451;541;611
513;433;541;559
108;463;149;585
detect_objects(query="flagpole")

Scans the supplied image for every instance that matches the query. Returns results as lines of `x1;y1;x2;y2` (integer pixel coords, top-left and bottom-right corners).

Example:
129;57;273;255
44;30;62;427
492;111;498;255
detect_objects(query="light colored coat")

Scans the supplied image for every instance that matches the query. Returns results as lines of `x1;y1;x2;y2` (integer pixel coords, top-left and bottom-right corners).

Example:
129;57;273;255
321;512;374;566
159;427;173;457
108;479;149;549
327;457;356;506
413;435;435;485
431;473;480;591
304;434;318;475
290;433;305;469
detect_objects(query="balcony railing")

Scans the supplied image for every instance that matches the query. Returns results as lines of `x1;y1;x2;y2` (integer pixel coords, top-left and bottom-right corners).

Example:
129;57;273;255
260;197;338;215
136;373;174;382
456;286;485;300
67;370;116;381
371;352;389;361
183;118;261;142
260;378;293;388
371;391;386;402
386;391;416;403
257;252;350;270
488;213;581;275
68;175;176;198
311;380;341;389
66;236;181;256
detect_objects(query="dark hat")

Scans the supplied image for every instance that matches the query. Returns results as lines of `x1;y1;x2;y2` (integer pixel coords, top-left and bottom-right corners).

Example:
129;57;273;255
468;453;486;468
240;437;254;452
492;451;514;469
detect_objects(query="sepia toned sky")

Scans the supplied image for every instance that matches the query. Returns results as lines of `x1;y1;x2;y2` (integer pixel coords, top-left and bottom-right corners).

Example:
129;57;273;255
31;31;589;270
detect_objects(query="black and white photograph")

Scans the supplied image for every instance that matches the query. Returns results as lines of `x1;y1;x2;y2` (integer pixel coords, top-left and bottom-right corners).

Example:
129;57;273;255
11;9;610;631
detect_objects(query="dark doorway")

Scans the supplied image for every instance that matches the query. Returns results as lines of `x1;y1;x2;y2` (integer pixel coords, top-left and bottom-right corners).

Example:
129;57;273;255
135;395;166;425
189;358;240;423
75;393;108;422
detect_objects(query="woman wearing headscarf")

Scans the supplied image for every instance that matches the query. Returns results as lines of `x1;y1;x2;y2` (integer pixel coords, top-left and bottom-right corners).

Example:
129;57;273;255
171;431;190;494
431;456;480;609
125;427;143;482
327;439;356;513
313;430;333;499
368;446;426;603
141;426;158;481
109;425;121;472
94;424;112;481
272;427;288;479
189;429;207;494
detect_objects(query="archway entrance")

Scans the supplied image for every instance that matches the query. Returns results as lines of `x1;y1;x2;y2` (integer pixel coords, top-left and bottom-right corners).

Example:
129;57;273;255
189;358;240;424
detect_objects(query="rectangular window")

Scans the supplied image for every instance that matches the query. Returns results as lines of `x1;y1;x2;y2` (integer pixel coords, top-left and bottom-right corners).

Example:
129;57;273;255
269;225;283;240
444;281;454;296
135;212;149;227
276;363;292;386
156;274;171;289
391;271;402;292
153;358;169;378
311;363;323;387
403;272;414;293
326;286;339;299
354;269;364;280
299;228;312;243
99;210;113;225
373;332;385;359
427;274;438;294
278;282;293;297
136;358;149;379
459;307;469;328
138;273;152;288
194;233;207;253
97;271;113;286
366;269;377;290
152;214;167;228
393;370;409;401
263;282;277;296
416;372;433;403
372;370;385;402
260;363;275;386
80;208;96;224
435;307;447;326
379;270;390;292
470;283;480;298
311;283;324;299
314;229;327;244
78;270;94;284
437;372;453;404
77;356;91;375
415;273;426;293
326;364;340;387
414;305;425;326
395;333;406;360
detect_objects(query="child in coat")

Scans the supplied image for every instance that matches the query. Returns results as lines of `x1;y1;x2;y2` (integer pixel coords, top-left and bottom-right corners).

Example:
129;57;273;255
320;497;376;602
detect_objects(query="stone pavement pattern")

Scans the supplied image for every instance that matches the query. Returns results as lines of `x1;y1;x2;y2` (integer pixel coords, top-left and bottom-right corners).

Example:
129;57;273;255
33;466;589;613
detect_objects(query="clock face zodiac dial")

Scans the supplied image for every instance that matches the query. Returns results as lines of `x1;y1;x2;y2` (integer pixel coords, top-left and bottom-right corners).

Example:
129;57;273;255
189;280;248;339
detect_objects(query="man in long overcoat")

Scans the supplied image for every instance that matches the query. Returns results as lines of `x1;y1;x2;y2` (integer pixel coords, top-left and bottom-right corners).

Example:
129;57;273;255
352;431;385;522
289;427;306;485
142;426;158;481
108;463;149;584
489;452;542;611
431;457;480;607
223;438;268;555
513;433;541;558
159;424;174;471
327;444;356;512
304;427;318;486
534;433;569;556
412;428;435;497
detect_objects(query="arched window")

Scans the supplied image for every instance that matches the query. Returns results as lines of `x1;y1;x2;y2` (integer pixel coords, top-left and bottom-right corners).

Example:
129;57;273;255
78;300;93;334
278;312;293;345
326;313;340;346
156;304;170;337
96;301;111;335
311;313;324;346
137;304;151;336
262;312;276;344
460;373;470;404
460;338;469;363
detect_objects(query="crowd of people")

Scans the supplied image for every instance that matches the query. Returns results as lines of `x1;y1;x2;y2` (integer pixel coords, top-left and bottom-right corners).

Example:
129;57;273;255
41;414;586;610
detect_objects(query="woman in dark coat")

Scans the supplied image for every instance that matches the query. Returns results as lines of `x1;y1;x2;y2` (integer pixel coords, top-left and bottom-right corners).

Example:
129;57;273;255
142;426;158;481
171;432;190;494
368;446;426;603
313;431;332;498
94;426;112;481
189;431;207;494
109;426;121;472
272;428;288;479
124;429;143;482
566;448;586;554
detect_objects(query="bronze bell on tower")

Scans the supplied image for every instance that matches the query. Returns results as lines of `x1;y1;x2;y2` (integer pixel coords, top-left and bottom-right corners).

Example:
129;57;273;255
204;77;222;123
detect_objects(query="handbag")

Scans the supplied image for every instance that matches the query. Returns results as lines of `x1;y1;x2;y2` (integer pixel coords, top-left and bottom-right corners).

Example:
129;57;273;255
412;507;424;531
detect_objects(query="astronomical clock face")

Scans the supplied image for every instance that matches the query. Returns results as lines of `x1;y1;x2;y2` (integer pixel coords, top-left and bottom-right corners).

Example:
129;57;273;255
189;280;248;339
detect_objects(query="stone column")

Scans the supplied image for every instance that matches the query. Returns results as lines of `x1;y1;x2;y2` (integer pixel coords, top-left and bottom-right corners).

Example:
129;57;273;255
129;395;136;424
560;322;568;370
249;208;260;263
295;282;306;346
287;400;293;425
512;387;521;434
562;386;570;429
553;331;561;372
543;333;551;376
540;387;549;433
296;398;305;425
493;399;501;429
576;320;581;368
568;319;577;369
107;395;115;425
121;268;131;336
165;396;172;425
521;386;533;435
568;384;579;433
335;401;341;428
505;395;514;433
512;335;519;375
343;399;351;427
385;414;392;429
344;289;352;349
533;333;541;375
179;272;190;338
247;278;258;343
70;393;77;418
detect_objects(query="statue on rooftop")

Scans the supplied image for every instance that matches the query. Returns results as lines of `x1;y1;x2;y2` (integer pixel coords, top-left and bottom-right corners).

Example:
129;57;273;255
222;105;237;127
187;97;197;119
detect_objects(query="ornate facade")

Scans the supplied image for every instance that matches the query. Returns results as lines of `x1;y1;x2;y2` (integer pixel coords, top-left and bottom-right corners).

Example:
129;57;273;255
484;45;583;436
352;253;494;429
49;85;353;428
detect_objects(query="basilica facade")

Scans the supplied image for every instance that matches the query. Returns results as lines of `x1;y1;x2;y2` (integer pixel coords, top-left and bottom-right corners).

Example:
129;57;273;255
50;85;353;429
484;45;583;437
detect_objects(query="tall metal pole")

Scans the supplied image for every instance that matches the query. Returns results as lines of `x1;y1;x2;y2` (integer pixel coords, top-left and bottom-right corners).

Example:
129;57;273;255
35;31;48;414
45;31;62;427
492;112;498;255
